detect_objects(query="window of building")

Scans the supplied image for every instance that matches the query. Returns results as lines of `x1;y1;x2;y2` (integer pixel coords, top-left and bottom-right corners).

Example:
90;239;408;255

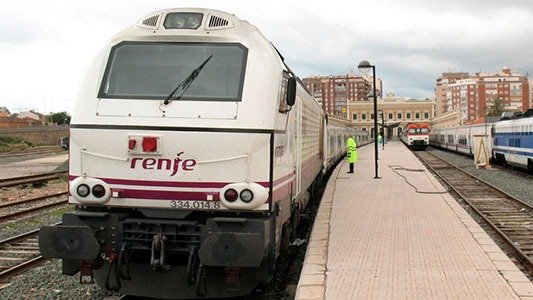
397;112;402;119
415;112;420;119
362;113;367;120
371;113;374;120
424;112;429;119
406;112;411;119
388;113;393;119
352;113;357;120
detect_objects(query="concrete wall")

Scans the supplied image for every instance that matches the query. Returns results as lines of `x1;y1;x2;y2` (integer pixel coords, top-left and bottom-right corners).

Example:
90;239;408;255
0;125;69;146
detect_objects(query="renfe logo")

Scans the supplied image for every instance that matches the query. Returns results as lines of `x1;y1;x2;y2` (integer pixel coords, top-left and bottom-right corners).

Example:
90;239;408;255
130;152;197;176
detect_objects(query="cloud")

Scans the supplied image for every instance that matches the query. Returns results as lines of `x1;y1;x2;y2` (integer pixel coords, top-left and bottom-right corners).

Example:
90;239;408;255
1;0;532;112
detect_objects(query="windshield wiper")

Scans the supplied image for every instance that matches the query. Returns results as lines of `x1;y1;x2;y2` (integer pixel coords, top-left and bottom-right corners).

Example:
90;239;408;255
163;54;213;105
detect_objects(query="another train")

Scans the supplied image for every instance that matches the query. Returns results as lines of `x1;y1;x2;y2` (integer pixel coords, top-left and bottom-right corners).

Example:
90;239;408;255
401;122;430;150
38;8;368;299
429;109;533;172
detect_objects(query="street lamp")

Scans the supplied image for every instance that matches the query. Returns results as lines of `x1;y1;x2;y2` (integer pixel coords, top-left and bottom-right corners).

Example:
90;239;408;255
378;109;385;150
358;60;380;179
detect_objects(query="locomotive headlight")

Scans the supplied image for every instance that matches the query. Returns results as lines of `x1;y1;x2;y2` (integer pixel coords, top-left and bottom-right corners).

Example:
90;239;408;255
187;16;202;28
240;189;254;203
164;13;203;29
76;184;90;197
70;177;111;205
220;182;268;210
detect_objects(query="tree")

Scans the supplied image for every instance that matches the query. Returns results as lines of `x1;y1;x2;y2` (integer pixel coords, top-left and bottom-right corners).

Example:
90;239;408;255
486;97;505;117
50;111;71;125
0;106;10;116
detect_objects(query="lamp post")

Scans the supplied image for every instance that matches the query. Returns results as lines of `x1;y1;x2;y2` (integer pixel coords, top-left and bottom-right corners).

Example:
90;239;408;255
378;109;385;150
358;60;380;179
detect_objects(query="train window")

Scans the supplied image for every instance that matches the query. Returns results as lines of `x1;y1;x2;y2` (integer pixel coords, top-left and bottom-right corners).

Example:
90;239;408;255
98;42;248;101
447;134;454;143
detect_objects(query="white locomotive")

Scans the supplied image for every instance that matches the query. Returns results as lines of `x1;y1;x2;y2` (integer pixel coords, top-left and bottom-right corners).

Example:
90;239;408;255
39;8;365;299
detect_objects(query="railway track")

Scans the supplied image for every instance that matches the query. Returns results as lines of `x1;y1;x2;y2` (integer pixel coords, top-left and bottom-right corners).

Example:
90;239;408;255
0;192;68;223
414;150;533;274
0;171;68;189
0;228;47;284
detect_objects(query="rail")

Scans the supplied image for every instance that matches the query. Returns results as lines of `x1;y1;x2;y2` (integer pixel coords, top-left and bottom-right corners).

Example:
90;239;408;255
414;150;533;275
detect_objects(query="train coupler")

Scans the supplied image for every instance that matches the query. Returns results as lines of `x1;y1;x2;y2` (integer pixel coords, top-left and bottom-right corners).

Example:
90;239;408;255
225;267;240;291
150;234;170;272
79;260;95;284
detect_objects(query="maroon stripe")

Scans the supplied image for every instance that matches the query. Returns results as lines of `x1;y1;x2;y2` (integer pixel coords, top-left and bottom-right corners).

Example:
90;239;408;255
68;174;294;190
69;175;249;188
272;181;292;201
116;189;216;201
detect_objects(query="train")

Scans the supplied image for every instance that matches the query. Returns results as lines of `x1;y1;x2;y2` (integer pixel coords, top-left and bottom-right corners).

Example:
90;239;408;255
429;109;533;172
38;8;369;299
400;122;430;150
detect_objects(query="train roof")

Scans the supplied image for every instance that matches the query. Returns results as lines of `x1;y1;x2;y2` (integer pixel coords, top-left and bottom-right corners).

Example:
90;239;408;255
498;109;533;121
404;122;430;129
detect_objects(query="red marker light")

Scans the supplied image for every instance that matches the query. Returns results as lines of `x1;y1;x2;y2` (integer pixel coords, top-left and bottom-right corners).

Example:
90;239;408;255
142;137;158;152
128;139;137;150
224;189;238;202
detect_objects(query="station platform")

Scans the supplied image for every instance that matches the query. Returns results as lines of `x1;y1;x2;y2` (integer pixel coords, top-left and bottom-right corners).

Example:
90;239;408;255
295;140;533;299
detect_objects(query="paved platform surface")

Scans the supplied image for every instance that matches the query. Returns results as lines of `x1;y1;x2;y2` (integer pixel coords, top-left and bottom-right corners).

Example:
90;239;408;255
296;140;533;299
0;153;68;179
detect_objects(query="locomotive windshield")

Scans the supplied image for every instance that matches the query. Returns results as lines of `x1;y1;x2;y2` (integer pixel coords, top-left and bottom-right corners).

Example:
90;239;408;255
408;128;429;134
98;42;247;101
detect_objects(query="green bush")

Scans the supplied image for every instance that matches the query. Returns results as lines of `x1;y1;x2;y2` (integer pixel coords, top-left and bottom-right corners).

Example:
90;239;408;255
0;136;29;152
0;136;23;144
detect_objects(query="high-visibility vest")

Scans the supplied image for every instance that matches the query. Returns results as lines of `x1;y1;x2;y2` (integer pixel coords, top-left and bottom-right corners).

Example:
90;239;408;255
346;137;358;163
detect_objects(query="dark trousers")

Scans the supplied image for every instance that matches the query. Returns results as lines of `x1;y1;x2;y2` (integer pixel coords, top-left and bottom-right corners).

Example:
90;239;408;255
348;163;354;173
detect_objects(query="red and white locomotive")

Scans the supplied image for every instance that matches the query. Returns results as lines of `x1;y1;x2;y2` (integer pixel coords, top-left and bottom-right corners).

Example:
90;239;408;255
401;122;430;150
39;8;363;299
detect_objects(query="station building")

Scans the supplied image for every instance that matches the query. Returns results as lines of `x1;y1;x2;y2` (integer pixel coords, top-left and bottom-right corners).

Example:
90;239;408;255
346;93;433;139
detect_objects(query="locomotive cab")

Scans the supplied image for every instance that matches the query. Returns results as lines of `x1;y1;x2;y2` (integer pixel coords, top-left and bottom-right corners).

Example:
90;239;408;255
38;8;324;299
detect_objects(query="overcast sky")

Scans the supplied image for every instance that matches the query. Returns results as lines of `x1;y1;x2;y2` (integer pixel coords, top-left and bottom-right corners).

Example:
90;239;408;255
1;0;532;114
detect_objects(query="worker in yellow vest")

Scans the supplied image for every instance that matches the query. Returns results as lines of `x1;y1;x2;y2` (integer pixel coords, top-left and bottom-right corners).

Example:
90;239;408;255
346;136;358;173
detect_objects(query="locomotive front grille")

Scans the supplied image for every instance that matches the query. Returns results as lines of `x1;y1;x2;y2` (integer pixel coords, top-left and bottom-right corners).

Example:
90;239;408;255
122;219;202;253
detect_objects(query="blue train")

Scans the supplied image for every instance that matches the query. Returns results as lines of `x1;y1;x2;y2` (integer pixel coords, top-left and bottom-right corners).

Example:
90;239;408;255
429;109;533;172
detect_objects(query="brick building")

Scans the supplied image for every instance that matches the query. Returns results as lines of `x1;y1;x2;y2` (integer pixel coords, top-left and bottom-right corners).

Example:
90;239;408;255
302;74;382;116
436;67;530;123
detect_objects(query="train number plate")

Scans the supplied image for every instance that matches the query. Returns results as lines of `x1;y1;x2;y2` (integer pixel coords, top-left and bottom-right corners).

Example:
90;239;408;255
170;200;221;210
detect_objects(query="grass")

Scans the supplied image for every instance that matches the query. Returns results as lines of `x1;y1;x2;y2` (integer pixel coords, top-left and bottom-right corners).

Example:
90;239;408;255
0;136;31;152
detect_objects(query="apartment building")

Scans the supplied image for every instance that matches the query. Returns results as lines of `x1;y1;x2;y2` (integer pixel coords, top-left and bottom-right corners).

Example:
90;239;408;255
435;72;469;116
437;67;530;123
